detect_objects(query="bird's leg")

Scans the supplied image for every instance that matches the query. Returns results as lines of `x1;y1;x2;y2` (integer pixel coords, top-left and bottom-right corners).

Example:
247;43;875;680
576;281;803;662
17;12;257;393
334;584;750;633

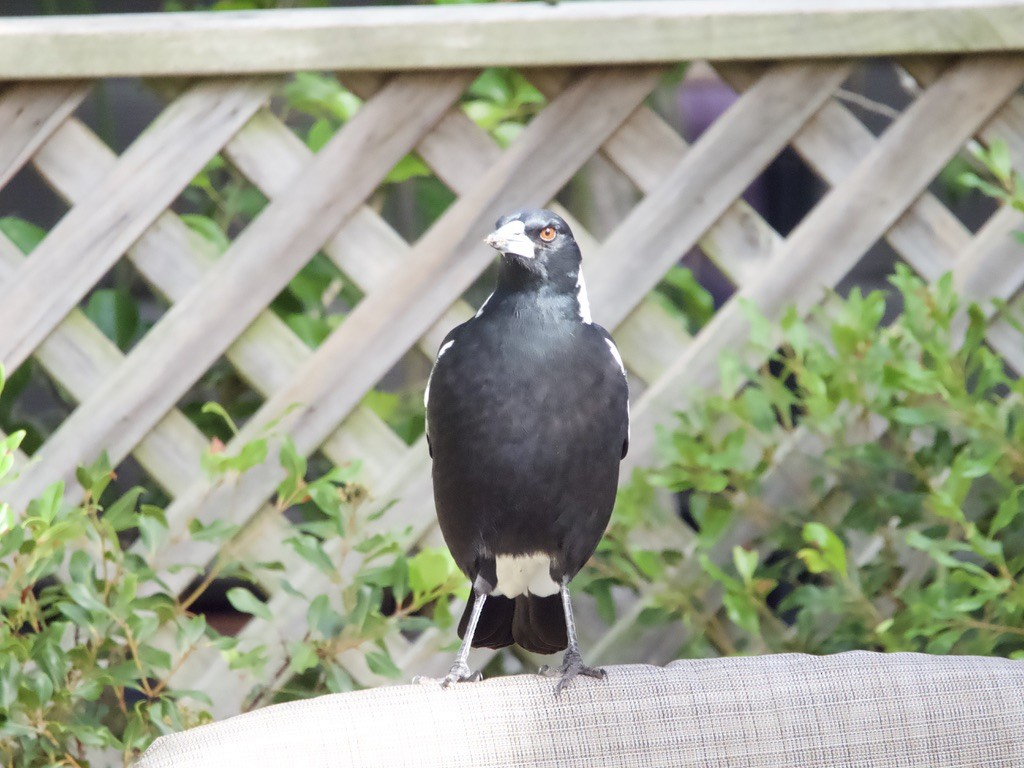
440;590;486;687
553;581;605;696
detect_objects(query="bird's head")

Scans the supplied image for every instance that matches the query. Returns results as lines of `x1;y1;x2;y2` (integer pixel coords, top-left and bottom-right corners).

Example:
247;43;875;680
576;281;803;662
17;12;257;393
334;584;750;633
484;208;581;287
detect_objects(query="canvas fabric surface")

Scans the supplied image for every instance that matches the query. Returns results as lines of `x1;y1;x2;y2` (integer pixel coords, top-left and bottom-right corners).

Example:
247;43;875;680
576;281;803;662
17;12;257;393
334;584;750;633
135;651;1024;767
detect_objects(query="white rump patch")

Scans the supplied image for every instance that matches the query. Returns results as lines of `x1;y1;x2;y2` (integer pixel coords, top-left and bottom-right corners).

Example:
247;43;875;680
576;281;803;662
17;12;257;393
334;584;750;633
605;337;626;377
493;553;559;598
576;270;592;324
424;339;455;410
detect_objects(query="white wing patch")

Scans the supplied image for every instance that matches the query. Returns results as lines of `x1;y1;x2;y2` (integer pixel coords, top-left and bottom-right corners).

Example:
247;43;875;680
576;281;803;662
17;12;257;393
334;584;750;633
424;339;455;410
605;337;626;377
606;337;630;444
493;553;559;598
474;291;493;318
576;269;592;324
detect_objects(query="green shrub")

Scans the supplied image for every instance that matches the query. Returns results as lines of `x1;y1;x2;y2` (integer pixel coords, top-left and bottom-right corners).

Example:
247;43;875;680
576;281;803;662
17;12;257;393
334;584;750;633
585;267;1024;660
0;407;462;767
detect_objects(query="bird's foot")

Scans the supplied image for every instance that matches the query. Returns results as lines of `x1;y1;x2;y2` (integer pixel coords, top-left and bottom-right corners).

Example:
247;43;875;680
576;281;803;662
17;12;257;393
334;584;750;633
542;650;606;696
430;660;481;688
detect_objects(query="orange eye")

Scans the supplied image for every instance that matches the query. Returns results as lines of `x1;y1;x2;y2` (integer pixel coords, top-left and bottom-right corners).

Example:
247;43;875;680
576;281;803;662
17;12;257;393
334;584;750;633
539;226;556;242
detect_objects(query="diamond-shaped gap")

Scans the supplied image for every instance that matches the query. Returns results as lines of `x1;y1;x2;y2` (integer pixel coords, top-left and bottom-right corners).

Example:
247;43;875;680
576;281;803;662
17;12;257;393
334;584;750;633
556;151;642;242
283;71;364;157
379;66;551;243
687;64;827;238
0;162;69;246
378;163;457;245
77;255;169;355
175;354;266;446
837;60;916;140
269;251;364;351
74;78;166;155
172;150;269;255
0;358;72;458
463;67;547;151
364;351;430;449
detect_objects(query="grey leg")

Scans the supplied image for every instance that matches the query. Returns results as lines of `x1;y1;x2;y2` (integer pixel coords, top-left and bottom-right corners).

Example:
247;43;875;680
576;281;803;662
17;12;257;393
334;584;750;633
440;591;485;687
554;581;606;696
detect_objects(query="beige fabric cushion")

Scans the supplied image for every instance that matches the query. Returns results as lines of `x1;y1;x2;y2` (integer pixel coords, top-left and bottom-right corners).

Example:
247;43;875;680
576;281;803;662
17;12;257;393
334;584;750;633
136;652;1024;767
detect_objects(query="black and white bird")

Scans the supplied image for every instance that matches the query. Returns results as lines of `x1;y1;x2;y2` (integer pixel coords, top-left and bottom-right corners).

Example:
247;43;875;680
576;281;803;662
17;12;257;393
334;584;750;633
424;208;629;693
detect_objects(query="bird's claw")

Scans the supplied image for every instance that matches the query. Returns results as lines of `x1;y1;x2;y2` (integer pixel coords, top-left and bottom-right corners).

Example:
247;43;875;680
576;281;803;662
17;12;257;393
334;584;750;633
439;660;482;688
551;650;606;696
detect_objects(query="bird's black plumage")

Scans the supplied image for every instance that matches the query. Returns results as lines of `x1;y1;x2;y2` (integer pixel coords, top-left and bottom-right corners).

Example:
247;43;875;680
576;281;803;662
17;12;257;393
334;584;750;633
425;208;629;690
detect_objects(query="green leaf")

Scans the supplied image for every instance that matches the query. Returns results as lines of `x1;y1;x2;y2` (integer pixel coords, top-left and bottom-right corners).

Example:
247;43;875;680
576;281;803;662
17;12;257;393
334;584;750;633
306;118;336;152
801;523;847;576
288;641;319;674
732;546;759;586
187;516;240;543
201;402;239;435
0;216;46;254
225;587;272;622
84;288;139;350
176;615;208;649
28;481;65;524
364;649;401;678
990;488;1022;536
408;548;455;597
384;154;431;184
182;214;231;254
103;487;144;532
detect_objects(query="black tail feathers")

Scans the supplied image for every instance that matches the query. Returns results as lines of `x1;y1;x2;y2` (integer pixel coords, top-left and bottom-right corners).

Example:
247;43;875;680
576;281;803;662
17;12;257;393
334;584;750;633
457;592;567;655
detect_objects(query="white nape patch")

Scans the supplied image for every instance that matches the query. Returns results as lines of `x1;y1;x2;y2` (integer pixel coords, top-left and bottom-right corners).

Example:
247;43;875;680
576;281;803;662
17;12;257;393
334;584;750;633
493;553;559;598
424;339;455;409
576;270;592;324
474;291;494;318
606;337;626;377
487;219;535;260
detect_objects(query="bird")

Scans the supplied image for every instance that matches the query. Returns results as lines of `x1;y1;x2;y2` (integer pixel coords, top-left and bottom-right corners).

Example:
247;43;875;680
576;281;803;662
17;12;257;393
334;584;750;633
424;208;629;694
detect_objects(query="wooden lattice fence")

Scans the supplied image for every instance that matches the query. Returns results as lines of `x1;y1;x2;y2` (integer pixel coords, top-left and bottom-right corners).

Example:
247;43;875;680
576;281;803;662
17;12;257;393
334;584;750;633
2;0;1024;722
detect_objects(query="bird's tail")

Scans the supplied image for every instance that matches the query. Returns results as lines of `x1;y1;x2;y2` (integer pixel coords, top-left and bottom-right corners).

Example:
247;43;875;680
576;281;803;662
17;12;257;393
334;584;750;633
457;593;567;655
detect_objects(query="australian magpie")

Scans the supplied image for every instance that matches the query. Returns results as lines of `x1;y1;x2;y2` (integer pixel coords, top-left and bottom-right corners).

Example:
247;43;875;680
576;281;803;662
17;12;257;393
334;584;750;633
424;208;629;693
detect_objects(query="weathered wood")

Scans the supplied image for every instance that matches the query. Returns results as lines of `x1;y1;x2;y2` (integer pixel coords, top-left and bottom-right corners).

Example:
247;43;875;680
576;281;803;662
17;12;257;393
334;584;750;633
0;222;207;496
0;72;469;512
0;81;87;189
30;117;406;494
2;1;1024;77
0;78;274;372
588;62;852;330
628;55;1024;473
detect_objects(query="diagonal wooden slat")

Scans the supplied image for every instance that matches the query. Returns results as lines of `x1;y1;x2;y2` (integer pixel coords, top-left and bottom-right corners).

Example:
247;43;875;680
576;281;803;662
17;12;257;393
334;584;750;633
628;54;1024;471
0;80;88;189
587;62;851;330
0;72;471;513
0;228;208;496
589;61;1024;666
0;78;275;372
31;118;406;493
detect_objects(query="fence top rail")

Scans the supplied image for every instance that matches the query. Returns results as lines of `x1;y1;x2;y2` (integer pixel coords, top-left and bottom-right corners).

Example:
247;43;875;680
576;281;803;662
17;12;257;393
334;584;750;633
1;0;1023;78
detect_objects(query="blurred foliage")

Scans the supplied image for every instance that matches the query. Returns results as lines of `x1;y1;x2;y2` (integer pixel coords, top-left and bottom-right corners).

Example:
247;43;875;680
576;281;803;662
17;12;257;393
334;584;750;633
583;267;1024;659
0;394;463;766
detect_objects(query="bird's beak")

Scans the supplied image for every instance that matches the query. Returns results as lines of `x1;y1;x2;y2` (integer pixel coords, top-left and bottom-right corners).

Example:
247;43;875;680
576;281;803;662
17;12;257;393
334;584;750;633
484;220;535;259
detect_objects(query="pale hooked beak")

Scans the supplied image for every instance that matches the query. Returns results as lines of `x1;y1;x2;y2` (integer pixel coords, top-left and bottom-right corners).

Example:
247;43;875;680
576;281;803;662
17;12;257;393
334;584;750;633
484;219;535;259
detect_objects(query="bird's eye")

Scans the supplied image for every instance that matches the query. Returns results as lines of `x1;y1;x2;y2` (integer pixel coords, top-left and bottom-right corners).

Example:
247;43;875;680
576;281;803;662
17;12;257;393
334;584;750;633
539;226;556;242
